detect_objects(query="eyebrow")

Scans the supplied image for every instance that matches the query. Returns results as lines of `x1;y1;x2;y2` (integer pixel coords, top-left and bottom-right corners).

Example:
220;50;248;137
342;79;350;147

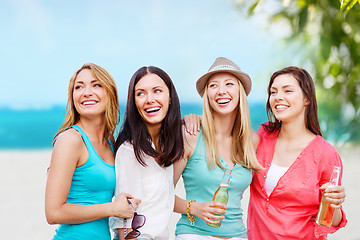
271;84;295;89
135;85;164;91
209;78;237;83
74;79;98;84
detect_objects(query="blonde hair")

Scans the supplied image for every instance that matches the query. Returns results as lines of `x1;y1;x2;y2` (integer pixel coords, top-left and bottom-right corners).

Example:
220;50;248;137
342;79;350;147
54;63;120;144
201;81;262;171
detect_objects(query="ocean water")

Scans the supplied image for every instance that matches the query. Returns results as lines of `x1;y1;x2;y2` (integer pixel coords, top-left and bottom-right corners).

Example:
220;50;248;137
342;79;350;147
0;102;266;149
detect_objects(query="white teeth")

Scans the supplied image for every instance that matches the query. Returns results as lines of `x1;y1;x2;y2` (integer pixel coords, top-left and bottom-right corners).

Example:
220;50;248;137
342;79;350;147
217;99;230;104
145;107;160;113
83;101;97;105
275;105;288;109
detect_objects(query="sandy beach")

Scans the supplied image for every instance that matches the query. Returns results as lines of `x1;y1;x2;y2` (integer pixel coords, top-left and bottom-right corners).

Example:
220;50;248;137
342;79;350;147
0;145;358;240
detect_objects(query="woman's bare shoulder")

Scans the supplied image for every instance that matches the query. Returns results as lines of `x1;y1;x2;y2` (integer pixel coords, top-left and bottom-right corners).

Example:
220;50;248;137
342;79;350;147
52;128;85;160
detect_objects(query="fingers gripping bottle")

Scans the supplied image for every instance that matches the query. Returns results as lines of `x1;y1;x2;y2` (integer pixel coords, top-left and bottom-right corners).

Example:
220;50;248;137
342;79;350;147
207;169;231;228
316;166;341;227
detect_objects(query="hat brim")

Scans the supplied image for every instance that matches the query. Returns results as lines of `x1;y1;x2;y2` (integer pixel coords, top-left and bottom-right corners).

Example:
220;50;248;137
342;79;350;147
196;69;252;97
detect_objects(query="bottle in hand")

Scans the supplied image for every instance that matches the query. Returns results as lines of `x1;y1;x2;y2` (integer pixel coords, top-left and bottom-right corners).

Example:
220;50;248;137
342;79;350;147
316;166;341;227
207;169;231;228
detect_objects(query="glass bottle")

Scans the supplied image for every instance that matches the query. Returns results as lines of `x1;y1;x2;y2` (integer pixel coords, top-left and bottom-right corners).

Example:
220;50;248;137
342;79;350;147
316;166;341;227
207;169;231;228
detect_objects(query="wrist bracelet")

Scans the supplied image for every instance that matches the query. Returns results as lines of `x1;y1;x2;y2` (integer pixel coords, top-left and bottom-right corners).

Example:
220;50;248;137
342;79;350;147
186;200;196;226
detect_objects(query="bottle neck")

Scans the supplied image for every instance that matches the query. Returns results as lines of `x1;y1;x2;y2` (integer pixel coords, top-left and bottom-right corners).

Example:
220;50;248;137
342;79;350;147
329;166;341;186
220;169;231;187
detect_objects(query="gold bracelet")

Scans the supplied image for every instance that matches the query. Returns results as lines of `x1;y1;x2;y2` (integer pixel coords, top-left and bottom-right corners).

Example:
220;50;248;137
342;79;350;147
186;200;196;226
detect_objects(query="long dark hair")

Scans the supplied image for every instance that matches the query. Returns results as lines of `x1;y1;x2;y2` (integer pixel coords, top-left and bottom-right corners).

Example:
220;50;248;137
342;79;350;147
262;66;322;136
115;66;184;167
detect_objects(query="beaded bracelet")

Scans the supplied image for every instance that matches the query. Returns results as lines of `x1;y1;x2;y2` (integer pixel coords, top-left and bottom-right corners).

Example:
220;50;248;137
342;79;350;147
186;200;196;226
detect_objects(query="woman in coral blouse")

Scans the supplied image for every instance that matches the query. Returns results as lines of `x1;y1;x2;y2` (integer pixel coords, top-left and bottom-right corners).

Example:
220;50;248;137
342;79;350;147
247;66;347;239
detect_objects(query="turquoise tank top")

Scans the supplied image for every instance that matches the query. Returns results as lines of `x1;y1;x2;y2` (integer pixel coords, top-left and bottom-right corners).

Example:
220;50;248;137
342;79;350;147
52;125;116;240
175;132;252;238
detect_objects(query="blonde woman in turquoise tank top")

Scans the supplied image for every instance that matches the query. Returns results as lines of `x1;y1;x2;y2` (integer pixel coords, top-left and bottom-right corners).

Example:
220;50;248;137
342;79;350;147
173;57;262;239
45;63;140;240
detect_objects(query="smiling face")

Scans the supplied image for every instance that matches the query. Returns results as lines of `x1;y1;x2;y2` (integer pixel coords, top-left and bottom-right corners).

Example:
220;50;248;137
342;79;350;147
72;69;107;119
269;73;309;124
134;73;170;131
206;72;240;117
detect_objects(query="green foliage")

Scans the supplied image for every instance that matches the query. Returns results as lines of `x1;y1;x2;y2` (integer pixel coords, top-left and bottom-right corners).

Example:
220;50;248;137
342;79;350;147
340;0;358;16
242;0;360;142
247;0;263;16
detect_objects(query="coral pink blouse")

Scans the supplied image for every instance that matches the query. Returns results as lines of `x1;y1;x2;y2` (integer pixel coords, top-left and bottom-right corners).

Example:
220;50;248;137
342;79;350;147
247;125;347;240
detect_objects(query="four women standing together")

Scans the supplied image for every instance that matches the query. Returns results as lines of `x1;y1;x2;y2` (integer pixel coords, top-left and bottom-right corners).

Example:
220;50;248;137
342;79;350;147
45;58;347;240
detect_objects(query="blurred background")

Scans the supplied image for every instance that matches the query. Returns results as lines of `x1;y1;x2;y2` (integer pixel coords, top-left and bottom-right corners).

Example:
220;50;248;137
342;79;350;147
0;0;359;239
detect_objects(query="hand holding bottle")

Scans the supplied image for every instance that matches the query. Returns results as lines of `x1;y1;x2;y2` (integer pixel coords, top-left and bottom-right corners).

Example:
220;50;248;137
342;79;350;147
207;169;231;228
319;183;346;209
189;201;226;225
316;166;345;226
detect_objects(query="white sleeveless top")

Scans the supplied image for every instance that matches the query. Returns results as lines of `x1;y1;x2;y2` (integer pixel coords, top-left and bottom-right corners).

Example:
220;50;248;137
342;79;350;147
264;163;289;196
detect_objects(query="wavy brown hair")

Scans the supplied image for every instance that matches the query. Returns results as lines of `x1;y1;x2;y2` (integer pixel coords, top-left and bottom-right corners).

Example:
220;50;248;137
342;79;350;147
54;63;120;144
262;66;322;136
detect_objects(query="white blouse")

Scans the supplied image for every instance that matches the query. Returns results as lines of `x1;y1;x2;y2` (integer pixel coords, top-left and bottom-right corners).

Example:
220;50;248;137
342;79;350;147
109;141;174;240
264;163;289;196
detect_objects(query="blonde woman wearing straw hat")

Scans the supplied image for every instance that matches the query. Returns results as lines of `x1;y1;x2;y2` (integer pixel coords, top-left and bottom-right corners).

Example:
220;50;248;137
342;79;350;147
173;57;262;240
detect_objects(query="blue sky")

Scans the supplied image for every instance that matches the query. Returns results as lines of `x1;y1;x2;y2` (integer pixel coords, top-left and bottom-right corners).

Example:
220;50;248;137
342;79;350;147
1;0;296;109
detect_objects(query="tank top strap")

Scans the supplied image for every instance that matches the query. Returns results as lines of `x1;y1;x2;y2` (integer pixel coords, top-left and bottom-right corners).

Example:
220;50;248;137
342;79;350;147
189;129;206;162
71;125;115;167
195;129;204;149
71;125;97;155
109;141;114;155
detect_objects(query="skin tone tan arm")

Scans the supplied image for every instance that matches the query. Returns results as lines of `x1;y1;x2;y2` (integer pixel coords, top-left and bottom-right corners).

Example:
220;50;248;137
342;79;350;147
45;130;140;225
173;127;226;225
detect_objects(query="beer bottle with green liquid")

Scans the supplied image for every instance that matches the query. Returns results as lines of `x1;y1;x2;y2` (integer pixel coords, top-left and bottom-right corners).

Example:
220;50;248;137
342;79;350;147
207;169;231;228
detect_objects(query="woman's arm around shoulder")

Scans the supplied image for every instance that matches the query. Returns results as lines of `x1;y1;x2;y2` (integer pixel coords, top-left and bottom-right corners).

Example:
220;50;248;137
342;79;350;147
182;113;201;136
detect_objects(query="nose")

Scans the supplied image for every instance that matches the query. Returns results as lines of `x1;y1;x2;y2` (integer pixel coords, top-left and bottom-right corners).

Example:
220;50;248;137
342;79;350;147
275;91;284;100
146;93;155;103
217;84;227;95
83;86;93;97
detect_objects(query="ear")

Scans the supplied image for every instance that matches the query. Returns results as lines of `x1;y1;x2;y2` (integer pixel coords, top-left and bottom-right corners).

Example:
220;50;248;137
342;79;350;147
169;98;171;104
304;97;310;106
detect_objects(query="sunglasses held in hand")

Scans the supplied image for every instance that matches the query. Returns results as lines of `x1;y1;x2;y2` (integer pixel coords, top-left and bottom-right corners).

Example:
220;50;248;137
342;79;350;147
125;199;146;239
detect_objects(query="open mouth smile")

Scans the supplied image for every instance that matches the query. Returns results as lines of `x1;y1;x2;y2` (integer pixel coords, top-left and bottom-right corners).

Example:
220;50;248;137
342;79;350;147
144;106;161;113
82;100;98;106
275;104;289;109
216;98;231;105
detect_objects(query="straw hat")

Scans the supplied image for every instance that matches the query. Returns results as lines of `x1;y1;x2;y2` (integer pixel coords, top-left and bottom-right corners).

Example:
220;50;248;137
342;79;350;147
196;57;252;97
